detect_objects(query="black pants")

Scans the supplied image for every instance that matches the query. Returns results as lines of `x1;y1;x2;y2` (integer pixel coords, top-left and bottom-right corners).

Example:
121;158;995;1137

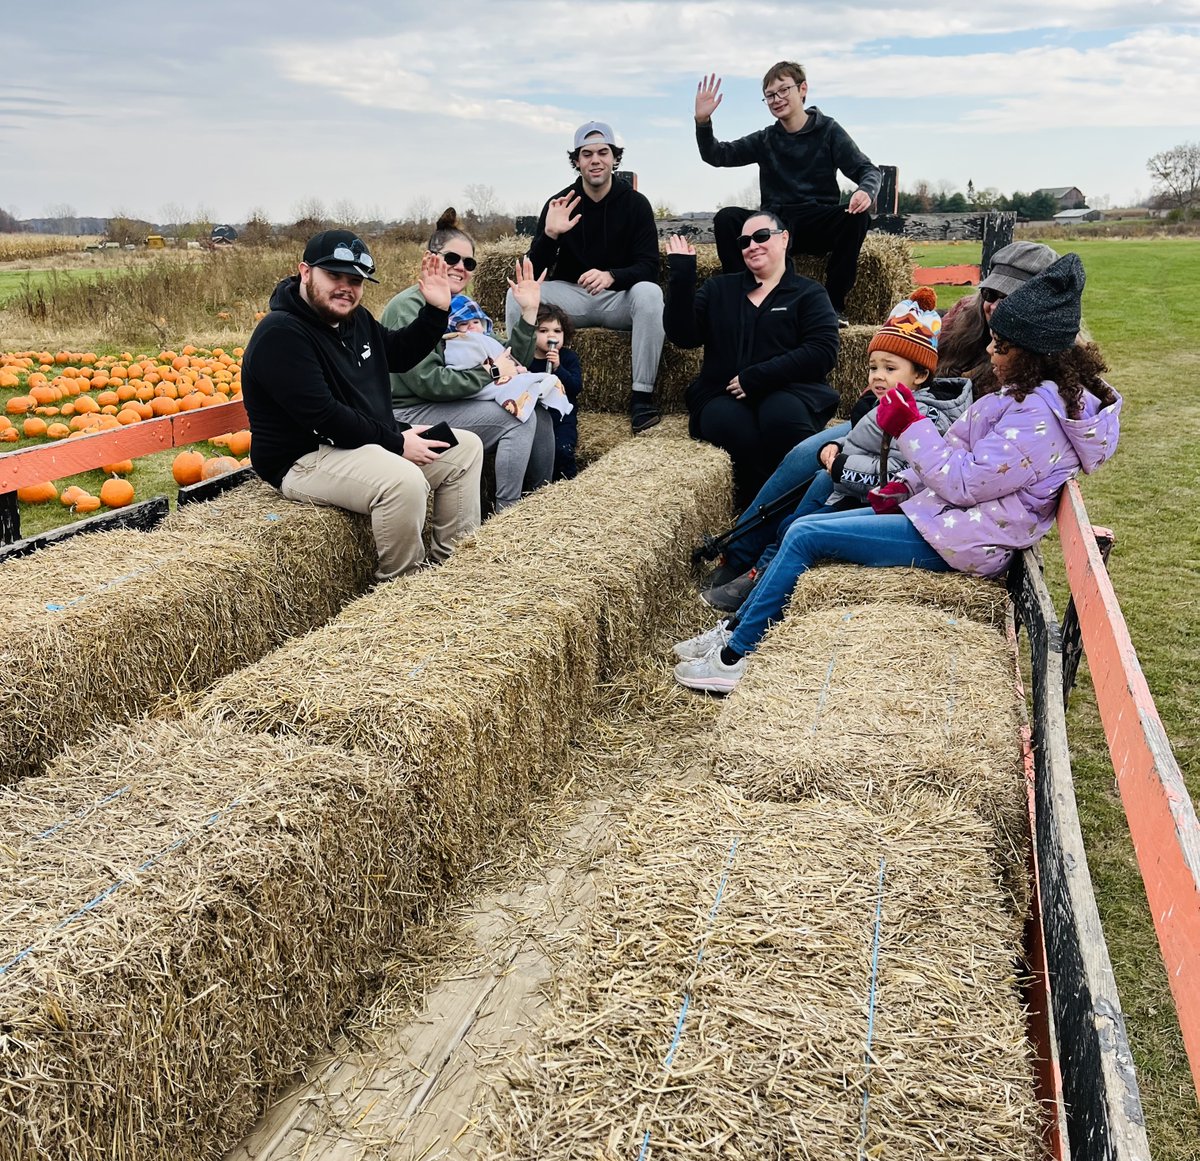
695;390;832;512
713;204;869;312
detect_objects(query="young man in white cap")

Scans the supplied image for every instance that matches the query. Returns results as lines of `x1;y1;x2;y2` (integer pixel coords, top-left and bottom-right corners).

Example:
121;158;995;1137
241;229;485;580
508;122;665;433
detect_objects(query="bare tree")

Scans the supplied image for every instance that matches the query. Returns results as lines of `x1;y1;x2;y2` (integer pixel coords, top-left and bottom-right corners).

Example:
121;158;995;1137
1146;141;1200;211
404;194;433;224
160;202;186;232
332;199;362;228
464;183;501;218
46;203;78;234
716;180;759;209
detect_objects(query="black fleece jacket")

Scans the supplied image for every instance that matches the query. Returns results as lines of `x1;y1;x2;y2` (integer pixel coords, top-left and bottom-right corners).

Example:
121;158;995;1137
528;177;659;290
664;254;840;433
241;276;448;487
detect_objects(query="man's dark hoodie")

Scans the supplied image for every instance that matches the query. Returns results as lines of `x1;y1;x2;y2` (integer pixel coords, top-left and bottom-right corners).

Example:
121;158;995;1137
240;275;448;487
528;176;659;290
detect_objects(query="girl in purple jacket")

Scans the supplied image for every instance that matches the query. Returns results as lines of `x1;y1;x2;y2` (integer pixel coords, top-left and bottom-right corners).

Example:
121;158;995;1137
674;252;1121;694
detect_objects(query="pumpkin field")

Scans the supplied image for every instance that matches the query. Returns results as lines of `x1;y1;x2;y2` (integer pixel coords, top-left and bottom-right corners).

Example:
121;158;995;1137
1;346;252;534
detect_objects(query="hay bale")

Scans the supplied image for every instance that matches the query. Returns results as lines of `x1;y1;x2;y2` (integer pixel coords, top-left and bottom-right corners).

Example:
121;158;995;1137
713;602;1026;880
786;563;1010;630
485;779;1039;1159
0;716;423;1161
793;231;914;326
829;323;872;418
0;483;375;785
471;235;528;323
576;410;690;467
196;438;732;882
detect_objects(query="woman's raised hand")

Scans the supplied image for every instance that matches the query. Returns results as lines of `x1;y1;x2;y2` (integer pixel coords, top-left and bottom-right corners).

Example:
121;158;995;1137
507;256;546;322
418;252;452;311
695;74;723;123
666;234;696;257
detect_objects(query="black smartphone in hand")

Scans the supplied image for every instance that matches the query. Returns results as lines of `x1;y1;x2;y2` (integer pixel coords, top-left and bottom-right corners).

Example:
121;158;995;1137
419;421;458;448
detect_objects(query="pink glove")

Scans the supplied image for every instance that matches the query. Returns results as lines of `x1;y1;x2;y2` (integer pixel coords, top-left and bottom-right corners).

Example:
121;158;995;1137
875;384;922;437
868;480;911;514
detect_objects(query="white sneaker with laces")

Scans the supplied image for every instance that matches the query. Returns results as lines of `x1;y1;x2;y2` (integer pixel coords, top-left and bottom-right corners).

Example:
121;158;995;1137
673;644;747;694
673;619;731;661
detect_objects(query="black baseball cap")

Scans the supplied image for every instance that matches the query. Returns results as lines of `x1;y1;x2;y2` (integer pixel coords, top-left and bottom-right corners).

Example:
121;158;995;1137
302;229;379;282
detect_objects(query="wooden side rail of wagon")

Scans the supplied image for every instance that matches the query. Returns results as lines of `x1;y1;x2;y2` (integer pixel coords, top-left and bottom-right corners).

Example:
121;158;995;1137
1010;479;1200;1159
0;399;250;554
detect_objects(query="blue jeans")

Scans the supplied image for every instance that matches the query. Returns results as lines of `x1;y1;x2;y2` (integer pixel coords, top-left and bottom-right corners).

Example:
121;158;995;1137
727;507;951;656
725;422;852;571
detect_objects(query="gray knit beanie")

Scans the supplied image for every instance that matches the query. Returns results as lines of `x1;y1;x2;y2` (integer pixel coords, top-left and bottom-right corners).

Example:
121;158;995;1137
989;253;1084;354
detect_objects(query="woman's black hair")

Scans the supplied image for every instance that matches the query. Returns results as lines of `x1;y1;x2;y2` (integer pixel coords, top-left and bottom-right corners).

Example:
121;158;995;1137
744;207;787;232
989;336;1115;419
427;207;475;255
536;302;575;346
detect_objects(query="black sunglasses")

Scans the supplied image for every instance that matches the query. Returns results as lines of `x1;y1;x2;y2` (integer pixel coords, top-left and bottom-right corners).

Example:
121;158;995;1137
441;251;478;272
980;287;1006;304
737;227;784;249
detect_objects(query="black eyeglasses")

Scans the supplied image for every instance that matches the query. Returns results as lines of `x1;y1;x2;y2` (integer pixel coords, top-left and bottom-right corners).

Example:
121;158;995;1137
440;251;478;272
761;82;798;104
980;287;1006;304
738;228;784;249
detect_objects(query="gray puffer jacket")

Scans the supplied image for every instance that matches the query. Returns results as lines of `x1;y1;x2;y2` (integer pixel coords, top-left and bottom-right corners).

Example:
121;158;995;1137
826;376;972;503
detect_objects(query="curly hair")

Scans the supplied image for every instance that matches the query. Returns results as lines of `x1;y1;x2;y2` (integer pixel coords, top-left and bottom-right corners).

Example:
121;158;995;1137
990;337;1114;419
568;143;625;171
536;303;575;346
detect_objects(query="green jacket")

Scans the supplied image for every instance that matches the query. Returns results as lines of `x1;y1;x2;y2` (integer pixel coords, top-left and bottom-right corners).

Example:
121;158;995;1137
381;285;538;409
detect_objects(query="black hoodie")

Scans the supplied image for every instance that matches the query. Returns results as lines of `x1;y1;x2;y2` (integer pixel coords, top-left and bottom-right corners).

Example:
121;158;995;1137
527;176;659;290
240;275;448;487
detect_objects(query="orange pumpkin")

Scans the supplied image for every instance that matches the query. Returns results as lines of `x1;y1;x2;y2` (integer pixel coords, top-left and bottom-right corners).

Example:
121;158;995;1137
224;430;252;457
99;478;135;508
102;460;134;475
74;494;102;514
172;450;206;485
46;422;70;440
22;417;48;437
200;455;241;480
17;481;57;504
60;485;87;507
5;395;33;414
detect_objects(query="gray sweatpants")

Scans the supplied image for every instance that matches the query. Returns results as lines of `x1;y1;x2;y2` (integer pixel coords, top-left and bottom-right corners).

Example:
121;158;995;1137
393;399;555;510
504;280;665;394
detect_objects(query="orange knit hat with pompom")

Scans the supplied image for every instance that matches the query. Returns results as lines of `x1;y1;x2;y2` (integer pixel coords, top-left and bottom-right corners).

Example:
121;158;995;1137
867;286;941;372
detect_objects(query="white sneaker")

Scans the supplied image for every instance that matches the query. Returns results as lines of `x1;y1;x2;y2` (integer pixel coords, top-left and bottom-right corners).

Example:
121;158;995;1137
673;619;731;661
674;644;747;694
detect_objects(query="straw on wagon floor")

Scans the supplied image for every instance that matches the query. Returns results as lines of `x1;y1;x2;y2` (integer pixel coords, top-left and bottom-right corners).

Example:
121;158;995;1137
713;600;1027;891
196;438;732;885
0;716;425;1161
576;410;689;467
482;776;1039;1161
0;483;375;785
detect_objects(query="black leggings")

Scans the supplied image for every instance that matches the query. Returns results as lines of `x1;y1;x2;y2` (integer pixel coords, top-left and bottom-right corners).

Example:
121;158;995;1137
695;391;830;511
714;204;870;313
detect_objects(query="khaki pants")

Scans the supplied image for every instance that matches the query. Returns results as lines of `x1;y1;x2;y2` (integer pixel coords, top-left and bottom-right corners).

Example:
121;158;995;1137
280;434;484;579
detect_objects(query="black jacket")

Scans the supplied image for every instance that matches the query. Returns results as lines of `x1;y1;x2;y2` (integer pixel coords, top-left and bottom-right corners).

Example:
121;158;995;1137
664;254;840;434
528;177;659;290
241;276;448;487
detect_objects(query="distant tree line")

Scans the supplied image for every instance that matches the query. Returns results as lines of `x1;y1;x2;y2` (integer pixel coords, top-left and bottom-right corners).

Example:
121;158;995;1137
896;181;1061;220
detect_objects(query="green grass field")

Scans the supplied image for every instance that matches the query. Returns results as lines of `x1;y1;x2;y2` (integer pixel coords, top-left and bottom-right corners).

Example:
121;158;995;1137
0;266;111;305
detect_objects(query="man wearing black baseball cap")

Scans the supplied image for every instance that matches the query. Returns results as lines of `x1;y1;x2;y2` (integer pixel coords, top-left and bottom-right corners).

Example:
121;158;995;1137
509;121;665;434
241;229;484;579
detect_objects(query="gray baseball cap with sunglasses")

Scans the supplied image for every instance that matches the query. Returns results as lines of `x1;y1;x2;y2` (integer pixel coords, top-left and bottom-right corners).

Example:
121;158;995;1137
303;229;379;283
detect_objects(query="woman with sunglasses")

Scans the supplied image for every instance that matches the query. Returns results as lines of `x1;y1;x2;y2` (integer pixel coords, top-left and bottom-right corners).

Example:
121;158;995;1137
936;241;1058;397
665;210;840;509
381;212;554;511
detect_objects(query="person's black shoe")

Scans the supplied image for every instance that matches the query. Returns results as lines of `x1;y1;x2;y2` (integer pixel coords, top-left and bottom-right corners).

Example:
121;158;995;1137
701;569;758;613
836;313;850;329
630;392;661;434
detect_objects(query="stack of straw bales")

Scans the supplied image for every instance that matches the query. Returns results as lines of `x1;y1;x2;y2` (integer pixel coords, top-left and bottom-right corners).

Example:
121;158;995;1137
473;234;910;418
485;778;1040;1159
0;718;424;1159
0;437;732;1160
576;410;689;467
0;483;375;785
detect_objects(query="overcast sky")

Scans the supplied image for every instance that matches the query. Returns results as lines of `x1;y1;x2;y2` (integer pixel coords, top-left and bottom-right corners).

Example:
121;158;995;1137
5;1;1199;225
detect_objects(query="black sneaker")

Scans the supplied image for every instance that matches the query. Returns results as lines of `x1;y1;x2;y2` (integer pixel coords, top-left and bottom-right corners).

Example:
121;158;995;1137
836;313;850;329
701;569;758;613
630;392;661;434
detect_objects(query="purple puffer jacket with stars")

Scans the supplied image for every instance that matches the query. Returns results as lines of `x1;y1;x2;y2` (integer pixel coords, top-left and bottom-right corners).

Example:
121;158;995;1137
894;380;1122;578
